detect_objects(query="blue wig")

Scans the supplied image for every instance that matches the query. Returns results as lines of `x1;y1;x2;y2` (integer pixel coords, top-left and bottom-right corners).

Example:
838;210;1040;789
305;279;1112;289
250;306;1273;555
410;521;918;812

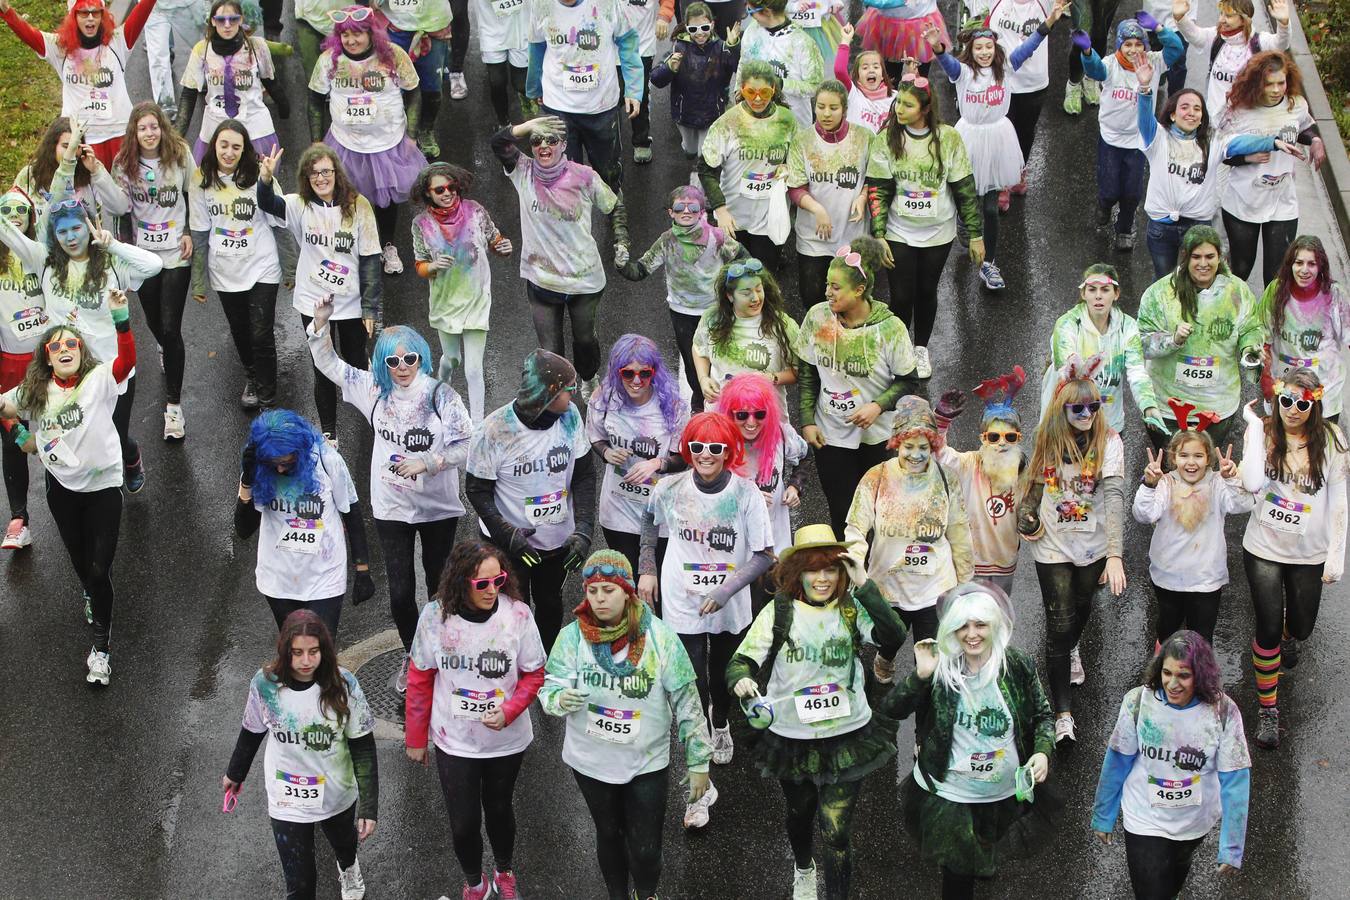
371;325;434;402
248;409;325;506
596;334;685;434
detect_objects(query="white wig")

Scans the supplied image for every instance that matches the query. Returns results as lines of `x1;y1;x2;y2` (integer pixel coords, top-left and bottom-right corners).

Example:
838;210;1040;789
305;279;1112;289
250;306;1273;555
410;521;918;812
933;585;1013;701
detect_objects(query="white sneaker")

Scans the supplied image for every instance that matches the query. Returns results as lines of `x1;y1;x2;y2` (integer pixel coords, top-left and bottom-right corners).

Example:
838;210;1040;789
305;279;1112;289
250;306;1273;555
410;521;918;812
1082;77;1101;106
913;345;932;379
872;651;896;684
337;858;366;900
86;647;111;686
389;654;409;695
448;72;468;100
382;243;404;275
793;863;818;900
1054;714;1076;744
163;406;185;441
711;724;734;765
1069;645;1085;686
2;517;31;550
683;780;718;829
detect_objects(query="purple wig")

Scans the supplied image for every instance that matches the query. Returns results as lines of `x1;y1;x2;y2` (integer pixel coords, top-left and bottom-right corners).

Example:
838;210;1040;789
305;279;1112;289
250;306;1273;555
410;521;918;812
322;6;400;80
597;334;685;434
719;373;783;486
1145;630;1225;706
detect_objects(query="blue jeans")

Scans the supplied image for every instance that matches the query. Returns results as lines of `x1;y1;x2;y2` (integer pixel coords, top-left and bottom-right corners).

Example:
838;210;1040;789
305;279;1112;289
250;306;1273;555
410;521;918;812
1145;216;1210;279
387;27;448;92
1096;138;1146;234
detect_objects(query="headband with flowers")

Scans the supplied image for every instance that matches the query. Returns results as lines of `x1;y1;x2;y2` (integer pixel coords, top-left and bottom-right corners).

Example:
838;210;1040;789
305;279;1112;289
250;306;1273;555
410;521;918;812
1273;380;1324;403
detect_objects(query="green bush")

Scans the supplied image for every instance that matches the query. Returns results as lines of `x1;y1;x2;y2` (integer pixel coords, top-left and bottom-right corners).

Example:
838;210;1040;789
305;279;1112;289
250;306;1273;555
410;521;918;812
0;0;72;184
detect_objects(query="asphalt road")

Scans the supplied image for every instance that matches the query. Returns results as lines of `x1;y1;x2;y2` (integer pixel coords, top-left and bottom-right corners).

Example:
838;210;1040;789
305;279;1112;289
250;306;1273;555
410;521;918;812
1;1;1348;898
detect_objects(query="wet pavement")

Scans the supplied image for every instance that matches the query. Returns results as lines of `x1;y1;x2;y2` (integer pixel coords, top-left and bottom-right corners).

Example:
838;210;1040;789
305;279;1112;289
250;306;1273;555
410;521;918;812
2;1;1349;898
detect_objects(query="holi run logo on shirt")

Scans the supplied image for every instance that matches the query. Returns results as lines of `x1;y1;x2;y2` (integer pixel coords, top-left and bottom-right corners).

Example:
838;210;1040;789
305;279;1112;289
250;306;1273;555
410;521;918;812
1141;740;1209;772
678;523;738;553
333;230;356;255
783;634;853;667
274;722;338;751
1166;159;1206;186
439;648;513;678
269;491;326;518
230;195;258;221
575;26;601;52
509;444;574;477
361;70;388;92
1205;317;1234;341
40;400;86;435
629;435;661;459
956;704;1010;738
580;665;654;699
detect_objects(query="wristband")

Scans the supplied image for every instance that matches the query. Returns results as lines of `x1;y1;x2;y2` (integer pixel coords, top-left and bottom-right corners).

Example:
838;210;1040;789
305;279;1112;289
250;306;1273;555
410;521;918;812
111;305;130;325
13;424;32;447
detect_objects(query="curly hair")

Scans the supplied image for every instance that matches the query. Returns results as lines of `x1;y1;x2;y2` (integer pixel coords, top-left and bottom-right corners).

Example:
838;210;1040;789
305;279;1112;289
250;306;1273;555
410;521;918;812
772;545;850;604
827;235;888;302
436;541;522;621
412;162;475;208
297;143;360;221
267;610;351;725
16;324;99;417
1226;50;1303;113
1145;630;1224;706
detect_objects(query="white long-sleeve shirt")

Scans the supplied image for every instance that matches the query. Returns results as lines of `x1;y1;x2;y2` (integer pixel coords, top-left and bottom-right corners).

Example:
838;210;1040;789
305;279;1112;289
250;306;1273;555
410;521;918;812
1133;472;1254;592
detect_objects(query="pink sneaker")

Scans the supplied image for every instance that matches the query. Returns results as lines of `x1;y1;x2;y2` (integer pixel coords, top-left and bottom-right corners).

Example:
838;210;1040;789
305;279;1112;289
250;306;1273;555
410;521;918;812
997;190;1011;213
2;517;31;550
461;880;491;900
493;870;521;899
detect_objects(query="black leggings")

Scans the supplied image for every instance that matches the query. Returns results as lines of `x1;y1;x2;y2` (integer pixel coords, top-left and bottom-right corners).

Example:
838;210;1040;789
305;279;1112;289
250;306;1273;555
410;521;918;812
1124;831;1203;900
270;802;359;900
267;593;344;637
981;191;1001;263
1007;88;1047;161
1243;550;1323;649
498;544;569;652
486;62;528;126
574;767;668;900
2;417;30;522
602;527;666;588
941;867;977;900
374;204;400;247
525;283;603;382
678;628;744;728
884;240;952;347
137;266;191;404
781;778;863;900
1153;583;1222;646
1220;211;1298;286
46;476;121;651
218;282;280;406
623;56;654;148
796;252;832;315
113;376;139;467
300;313;368;436
436;748;525;883
376;517;459;651
1069;0;1122;83
1035;558;1106;714
736;229;784;279
669;309;704;411
814;441;894;542
448;0;470;71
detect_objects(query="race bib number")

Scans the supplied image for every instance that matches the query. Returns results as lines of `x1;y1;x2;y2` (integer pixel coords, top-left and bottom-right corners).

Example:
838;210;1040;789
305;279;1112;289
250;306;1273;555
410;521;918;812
788;1;823;27
901;190;937;217
586;704;641;743
898;544;935;576
824;388;861;417
615;471;655;503
524;489;568;525
564;65;600;92
793;683;850;724
1260;492;1309;535
1175;355;1217;390
41;436;80;469
84;89;114;122
742;170;778;198
1277;351;1318;370
493;0;524;14
683;562;733;594
8;306;48;339
272;771;325;811
1148;774;1201;808
137;219;175;248
341;95;378;126
214;226;252;258
452;687;504;719
1056;503;1094;532
967;749;1008;782
308;259;351;292
379;456;424;492
277;517;323;553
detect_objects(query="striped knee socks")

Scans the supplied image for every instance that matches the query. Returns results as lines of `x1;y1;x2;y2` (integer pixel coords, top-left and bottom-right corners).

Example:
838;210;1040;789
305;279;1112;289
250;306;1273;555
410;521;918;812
1252;640;1281;707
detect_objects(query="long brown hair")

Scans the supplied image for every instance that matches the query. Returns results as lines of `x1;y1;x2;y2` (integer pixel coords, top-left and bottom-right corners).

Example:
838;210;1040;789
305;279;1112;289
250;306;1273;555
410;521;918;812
707;261;794;358
1265;368;1345;494
955;29;1006;85
45;203;111;299
885;81;946;180
1022;378;1110;493
1169;226;1229;321
297;144;360;222
113;102;192;188
25;117;90;194
1226;51;1303;113
16;324;100;417
266;610;351;725
773;546;850;604
1268;235;1333;340
436;541;522;621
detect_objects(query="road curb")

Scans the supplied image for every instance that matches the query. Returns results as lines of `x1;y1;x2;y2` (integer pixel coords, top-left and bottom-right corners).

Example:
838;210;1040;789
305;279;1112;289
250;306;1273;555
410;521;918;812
1287;2;1350;249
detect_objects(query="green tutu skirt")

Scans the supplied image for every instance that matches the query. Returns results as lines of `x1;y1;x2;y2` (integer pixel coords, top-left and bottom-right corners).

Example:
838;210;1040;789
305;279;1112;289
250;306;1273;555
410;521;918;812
751;713;898;785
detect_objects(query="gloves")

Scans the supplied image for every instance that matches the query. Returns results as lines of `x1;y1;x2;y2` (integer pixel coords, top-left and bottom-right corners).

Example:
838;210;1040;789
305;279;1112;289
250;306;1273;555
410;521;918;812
562;532;593;572
1135;10;1159;30
508;526;541;567
240;441;257;488
559;687;588;712
614;243;630;268
1072;29;1092;52
934;389;967;429
352;568;376;605
1143;411;1170;435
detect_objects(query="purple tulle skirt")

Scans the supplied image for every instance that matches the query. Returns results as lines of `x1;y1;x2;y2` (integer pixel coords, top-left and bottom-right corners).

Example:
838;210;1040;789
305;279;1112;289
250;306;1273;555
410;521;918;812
193;132;280;166
325;132;427;207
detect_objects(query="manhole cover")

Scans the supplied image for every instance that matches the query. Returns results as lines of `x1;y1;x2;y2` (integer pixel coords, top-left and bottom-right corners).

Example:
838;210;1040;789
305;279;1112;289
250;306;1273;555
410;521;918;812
354;648;406;724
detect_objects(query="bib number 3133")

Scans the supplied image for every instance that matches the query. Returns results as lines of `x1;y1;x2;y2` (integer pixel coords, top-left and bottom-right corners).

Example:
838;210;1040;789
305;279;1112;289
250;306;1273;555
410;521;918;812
272;771;325;811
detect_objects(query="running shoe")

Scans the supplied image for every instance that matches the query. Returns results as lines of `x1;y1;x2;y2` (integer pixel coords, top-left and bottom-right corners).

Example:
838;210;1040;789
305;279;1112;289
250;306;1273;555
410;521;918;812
417;130;441;159
449;72;468;100
1054;714;1076;744
913;346;932;380
492;870;521;899
240;379;260;410
1082;77;1101;106
459;881;491;900
872;651;896;684
1282;637;1299;669
1095;205;1113;228
86;647;111;686
683;780;718;829
337;858;366;900
1069;645;1085;685
1010;167;1028;195
711;723;734;765
389;654;409;695
382;244;404;275
163;406;185;441
1063;80;1082;115
997;189;1011;213
125;455;146;494
84;591;92;625
1255;706;1279;749
1115;230;1135;252
979;262;1006;291
2;517;31;550
634;146;653;165
793;863;818;900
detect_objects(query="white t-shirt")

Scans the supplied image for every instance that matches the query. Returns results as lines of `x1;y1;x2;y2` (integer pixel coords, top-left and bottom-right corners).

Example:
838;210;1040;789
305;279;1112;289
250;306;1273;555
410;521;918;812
3;363;122;492
0;226;49;356
1109;687;1250;842
867;125;973;247
181;37;277;144
253;443;359;601
103;158;193;270
1031;432;1125;566
701;105;799;238
740;426;809;553
1240;419;1348;569
466;402;592;551
846;85;893;134
506;160;616;294
472;0;529;54
188;171;283;292
528;0;629;114
409;598;547;758
1181;25;1285;117
45;33;134;144
1098;53;1166;150
787;125;871;257
1141;124;1224;223
692;311;800;412
586;393;688;534
622;0;658;57
1219;98;1315;224
241;668;375;823
953;64;1013;126
280;195;382;318
928;675;1019;803
988;0;1050;93
1132;473;1254;592
309;46;420;154
647;470;773;635
381;0;453;33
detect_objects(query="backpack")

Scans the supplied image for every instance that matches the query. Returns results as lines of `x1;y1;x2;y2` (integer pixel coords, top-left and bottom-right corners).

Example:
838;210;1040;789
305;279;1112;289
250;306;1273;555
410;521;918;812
760;590;867;692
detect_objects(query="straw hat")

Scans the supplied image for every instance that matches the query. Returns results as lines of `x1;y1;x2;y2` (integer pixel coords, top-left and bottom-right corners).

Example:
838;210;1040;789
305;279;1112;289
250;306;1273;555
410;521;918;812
777;524;860;566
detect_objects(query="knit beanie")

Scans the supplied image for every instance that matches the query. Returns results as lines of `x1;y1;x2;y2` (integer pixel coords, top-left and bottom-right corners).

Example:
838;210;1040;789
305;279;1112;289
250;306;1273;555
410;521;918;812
515;349;577;424
1116;19;1147;49
581;548;637;597
888;395;943;451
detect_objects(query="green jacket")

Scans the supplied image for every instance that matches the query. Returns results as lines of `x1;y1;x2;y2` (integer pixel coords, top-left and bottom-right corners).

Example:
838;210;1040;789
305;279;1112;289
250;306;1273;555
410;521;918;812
876;646;1055;788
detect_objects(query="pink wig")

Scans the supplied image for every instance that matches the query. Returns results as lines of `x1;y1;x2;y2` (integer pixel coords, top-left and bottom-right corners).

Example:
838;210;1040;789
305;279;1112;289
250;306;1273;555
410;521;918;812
719;373;783;486
322;7;399;80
